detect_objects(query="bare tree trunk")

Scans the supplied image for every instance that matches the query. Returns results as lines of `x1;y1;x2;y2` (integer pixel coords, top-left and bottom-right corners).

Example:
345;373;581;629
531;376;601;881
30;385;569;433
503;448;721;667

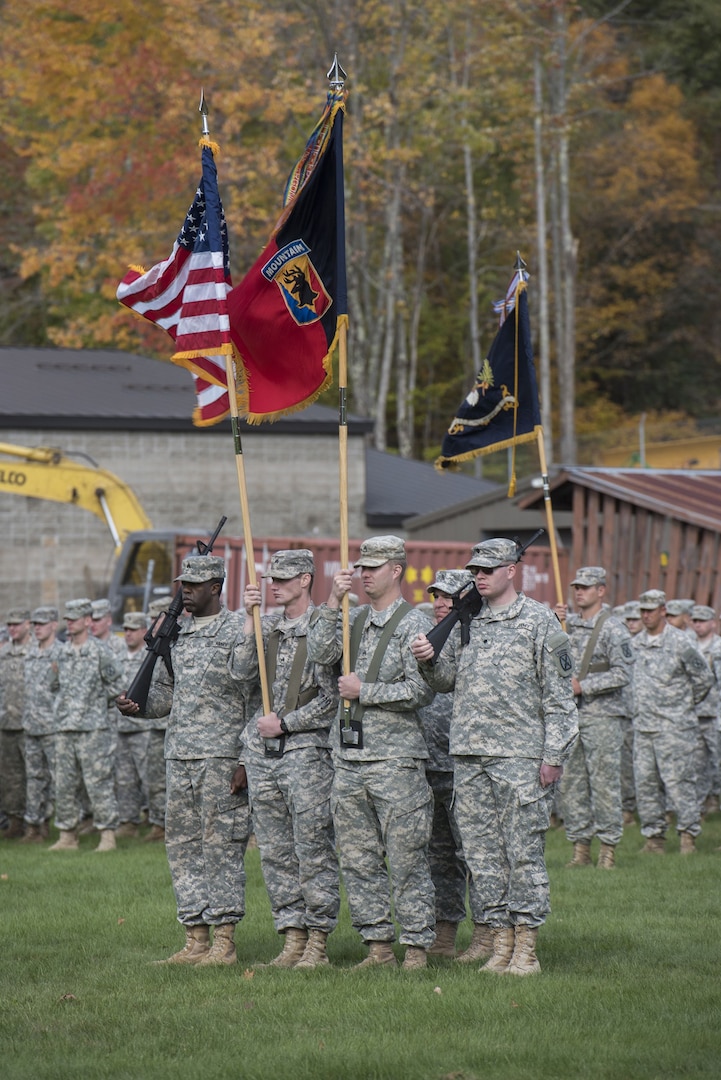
534;49;553;462
552;3;577;465
374;167;403;451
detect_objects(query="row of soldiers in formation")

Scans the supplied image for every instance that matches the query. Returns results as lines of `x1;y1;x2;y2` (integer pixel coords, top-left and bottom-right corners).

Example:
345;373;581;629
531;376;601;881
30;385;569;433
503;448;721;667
0;597;169;851
2;539;717;975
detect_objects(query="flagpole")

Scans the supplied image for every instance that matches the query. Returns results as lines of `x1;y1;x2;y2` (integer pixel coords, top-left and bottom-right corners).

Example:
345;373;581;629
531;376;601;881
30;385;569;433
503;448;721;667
200;92;271;714
327;56;352;682
536;427;565;610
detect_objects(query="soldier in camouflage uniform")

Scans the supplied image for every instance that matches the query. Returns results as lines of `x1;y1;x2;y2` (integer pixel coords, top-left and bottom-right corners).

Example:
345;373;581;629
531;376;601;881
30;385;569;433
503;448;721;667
0;609;33;838
21;607;62;842
690;605;721;816
142;596;172;842
307;535;436;970
632;590;713;854
620;601;643;824
555;567;634;870
412;538;578;976
118;555;253;966
49;598;126;853
665;600;698;644
417;569;482;961
231;549;340;969
115;612;151;838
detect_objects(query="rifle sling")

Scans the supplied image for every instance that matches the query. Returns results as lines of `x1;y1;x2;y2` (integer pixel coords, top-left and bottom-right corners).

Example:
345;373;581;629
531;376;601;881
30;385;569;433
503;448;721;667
266;629;318;718
578;609;611;682
346;601;412;727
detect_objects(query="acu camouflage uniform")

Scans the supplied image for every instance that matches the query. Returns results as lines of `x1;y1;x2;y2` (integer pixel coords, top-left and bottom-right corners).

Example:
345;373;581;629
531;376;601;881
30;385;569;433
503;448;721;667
420;592;578;929
632;623;712;839
23;635;63;827
141;607;253;929
0;632;32;821
307;591;436;949
691;627;721;814
231;602;340;936
52;635;125;831
560;605;634;847
116;642;151;826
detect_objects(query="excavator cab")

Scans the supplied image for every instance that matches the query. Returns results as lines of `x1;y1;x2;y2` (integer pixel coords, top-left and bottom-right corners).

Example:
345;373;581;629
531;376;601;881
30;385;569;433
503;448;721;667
107;531;176;625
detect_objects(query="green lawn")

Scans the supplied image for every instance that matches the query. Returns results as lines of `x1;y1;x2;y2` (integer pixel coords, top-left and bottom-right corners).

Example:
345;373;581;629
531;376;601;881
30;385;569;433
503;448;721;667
1;817;720;1080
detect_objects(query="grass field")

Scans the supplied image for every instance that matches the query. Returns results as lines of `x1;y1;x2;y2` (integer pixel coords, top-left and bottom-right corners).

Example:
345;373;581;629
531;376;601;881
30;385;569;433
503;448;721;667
2;816;721;1080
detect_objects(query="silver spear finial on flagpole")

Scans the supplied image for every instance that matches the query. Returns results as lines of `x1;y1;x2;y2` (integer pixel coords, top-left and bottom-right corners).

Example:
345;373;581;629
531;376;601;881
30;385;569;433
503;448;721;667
514;251;527;273
199;88;210;136
327;54;347;92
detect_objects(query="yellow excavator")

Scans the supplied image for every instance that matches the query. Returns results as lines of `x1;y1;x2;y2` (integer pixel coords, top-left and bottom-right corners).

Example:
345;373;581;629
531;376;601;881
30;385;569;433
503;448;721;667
0;441;177;621
0;441;152;551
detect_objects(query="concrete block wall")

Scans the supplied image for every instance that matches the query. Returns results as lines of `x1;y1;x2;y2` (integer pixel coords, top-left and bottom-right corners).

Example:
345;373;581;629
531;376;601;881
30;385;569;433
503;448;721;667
0;427;367;613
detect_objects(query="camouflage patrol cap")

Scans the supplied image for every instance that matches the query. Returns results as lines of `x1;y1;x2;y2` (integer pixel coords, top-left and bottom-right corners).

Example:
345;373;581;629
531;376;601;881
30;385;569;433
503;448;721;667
666;599;694;616
63;598;93;619
6;608;31;623
147;596;172;619
612;605;626;617
466;538;519;570
175;555;226;583
122;611;148;630
691;604;715;621
638;589;666;610
570;566;606;587
624;601;642;619
354;535;406;568
91;599;111;619
428;569;473;596
31;606;59;624
263;549;315;580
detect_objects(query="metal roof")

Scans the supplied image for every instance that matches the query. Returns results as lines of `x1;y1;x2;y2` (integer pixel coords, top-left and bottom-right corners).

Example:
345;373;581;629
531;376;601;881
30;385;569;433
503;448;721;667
365;447;499;528
0;347;373;435
518;466;721;532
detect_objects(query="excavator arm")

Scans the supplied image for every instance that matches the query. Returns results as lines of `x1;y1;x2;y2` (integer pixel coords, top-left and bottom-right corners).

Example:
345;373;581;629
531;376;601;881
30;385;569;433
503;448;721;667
0;441;152;552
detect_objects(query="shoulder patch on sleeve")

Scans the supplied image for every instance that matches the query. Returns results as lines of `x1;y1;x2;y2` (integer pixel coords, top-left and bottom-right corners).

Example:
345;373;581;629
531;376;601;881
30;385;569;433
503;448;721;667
621;641;633;660
546;630;574;677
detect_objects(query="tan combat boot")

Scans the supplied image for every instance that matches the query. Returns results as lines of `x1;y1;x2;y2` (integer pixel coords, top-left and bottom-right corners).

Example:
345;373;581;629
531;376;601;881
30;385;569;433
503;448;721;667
353;942;398;969
142;825;165;843
94;829;117;852
642;836;665;855
506;925;541;976
154;925;210;965
480;927;515;974
19;824;44;845
295;930;330;969
48;829;79;851
456;923;493;964
196;923;236;966
623;810;636;827
704;794;720;815
428;920;458;958
4;815;25;839
115;822;139;839
401;946;428;970
597;843;616;869
260;928;308;969
679;831;696;855
565;841;592;867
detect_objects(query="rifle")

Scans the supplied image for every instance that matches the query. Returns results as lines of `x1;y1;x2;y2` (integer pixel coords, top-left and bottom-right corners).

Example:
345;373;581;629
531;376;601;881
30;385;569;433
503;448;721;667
124;515;227;710
425;528;545;662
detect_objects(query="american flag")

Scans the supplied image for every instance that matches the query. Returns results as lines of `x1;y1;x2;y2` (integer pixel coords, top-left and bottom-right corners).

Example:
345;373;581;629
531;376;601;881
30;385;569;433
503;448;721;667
492;267;530;326
117;145;232;425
